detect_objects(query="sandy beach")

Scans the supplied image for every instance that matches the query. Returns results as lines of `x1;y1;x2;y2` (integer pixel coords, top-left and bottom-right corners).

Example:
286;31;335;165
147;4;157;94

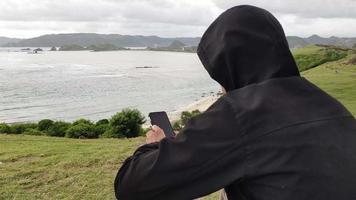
143;94;220;128
168;95;220;122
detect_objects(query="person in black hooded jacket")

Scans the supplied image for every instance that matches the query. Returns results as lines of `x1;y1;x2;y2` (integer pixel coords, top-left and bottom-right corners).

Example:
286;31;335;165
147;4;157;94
114;5;356;200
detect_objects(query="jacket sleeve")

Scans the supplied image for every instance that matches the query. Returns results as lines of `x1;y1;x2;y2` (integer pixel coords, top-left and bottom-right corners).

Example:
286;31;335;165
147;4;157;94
114;97;247;200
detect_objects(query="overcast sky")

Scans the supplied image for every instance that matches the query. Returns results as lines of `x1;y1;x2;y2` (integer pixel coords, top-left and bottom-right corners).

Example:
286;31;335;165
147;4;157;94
1;0;356;39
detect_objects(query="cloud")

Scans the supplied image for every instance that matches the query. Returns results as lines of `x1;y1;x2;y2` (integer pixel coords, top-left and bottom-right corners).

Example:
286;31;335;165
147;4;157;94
212;0;356;18
0;0;221;38
0;0;219;25
0;0;355;38
212;0;356;37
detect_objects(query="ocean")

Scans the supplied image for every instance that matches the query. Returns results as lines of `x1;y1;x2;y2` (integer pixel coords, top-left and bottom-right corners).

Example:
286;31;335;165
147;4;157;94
0;48;219;123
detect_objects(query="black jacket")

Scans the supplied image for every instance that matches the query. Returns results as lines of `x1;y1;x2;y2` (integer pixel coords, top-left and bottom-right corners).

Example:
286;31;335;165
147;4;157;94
114;5;356;200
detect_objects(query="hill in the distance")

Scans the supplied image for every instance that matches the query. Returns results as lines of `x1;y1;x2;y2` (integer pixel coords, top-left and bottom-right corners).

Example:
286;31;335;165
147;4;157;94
1;33;356;48
290;35;356;48
0;36;22;46
2;33;201;48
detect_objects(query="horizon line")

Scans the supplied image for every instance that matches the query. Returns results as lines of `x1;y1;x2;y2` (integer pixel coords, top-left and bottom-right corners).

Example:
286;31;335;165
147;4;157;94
1;33;356;40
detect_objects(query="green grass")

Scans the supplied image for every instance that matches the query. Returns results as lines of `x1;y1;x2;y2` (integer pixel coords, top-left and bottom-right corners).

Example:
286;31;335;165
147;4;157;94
292;45;350;71
0;135;220;199
302;54;356;116
1;45;355;199
0;135;143;199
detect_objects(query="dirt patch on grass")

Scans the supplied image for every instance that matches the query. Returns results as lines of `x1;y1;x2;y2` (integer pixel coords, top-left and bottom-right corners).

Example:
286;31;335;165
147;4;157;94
3;153;52;163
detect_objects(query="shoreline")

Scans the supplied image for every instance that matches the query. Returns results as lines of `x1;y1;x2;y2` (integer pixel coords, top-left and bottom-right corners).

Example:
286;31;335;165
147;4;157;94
142;95;219;128
3;95;220;126
168;95;220;122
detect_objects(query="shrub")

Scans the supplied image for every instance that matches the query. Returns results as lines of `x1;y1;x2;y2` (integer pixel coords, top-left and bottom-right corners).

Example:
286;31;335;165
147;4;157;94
23;128;45;136
38;119;54;131
65;123;97;138
172;121;182;131
47;121;71;137
101;128;124;138
0;123;11;134
10;123;37;134
109;108;145;138
181;110;201;125
294;48;347;72
96;119;109;126
72;118;93;126
173;110;201;131
94;123;110;136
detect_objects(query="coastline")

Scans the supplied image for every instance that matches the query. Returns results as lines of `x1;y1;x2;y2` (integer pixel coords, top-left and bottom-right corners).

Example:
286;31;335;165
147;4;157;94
142;95;219;128
168;95;220;122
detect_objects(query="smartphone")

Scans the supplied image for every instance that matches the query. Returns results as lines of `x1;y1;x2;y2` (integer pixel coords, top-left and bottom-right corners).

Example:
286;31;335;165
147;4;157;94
148;111;175;138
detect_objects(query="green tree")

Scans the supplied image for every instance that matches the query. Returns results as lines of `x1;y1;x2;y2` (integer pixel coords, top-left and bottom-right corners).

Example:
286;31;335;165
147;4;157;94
173;110;201;131
23;128;45;136
65;123;97;138
0;123;11;134
96;119;109;126
72;119;93;126
10;123;37;134
38;119;54;131
47;121;71;137
108;109;145;138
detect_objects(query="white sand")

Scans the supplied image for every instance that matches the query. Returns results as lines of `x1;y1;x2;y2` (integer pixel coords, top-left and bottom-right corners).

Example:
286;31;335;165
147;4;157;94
143;95;220;128
168;95;220;122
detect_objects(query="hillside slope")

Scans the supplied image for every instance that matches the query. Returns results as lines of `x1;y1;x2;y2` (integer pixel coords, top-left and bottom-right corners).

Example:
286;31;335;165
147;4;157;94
302;54;356;116
0;36;21;46
3;33;201;48
2;33;356;48
292;45;350;72
0;135;220;199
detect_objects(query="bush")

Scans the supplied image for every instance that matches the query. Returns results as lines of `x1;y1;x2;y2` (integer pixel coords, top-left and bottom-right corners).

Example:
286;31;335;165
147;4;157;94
109;109;145;138
9;123;38;134
96;119;109;126
65;123;97;138
38;119;54;131
94;123;110;136
173;110;201;131
100;128;123;138
72;118;93;126
23;128;45;136
0;123;11;134
294;48;347;72
47;121;71;137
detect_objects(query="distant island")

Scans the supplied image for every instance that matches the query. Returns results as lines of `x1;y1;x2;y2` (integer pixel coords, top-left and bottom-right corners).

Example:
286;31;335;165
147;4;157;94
1;33;356;49
58;43;128;51
1;33;201;49
147;40;197;52
56;41;195;52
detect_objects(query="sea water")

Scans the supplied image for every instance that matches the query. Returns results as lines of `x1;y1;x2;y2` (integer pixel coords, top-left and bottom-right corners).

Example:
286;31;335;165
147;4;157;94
0;48;219;123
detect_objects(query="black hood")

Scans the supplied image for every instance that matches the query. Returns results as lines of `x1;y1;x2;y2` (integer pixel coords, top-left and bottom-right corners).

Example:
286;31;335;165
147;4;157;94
197;5;299;91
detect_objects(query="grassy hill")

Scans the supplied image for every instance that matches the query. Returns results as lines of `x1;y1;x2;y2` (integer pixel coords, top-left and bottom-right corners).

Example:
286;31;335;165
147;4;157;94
1;45;355;199
0;135;220;199
302;53;356;116
292;44;350;71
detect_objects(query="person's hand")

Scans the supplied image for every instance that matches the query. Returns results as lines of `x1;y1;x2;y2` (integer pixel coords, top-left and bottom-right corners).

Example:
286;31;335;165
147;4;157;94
146;125;166;144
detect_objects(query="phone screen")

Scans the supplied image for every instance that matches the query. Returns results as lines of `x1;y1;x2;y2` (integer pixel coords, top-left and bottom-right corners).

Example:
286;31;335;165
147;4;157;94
148;111;175;137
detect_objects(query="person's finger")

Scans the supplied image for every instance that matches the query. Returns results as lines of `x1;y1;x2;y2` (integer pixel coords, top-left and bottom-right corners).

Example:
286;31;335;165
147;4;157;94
146;130;154;137
152;125;163;133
